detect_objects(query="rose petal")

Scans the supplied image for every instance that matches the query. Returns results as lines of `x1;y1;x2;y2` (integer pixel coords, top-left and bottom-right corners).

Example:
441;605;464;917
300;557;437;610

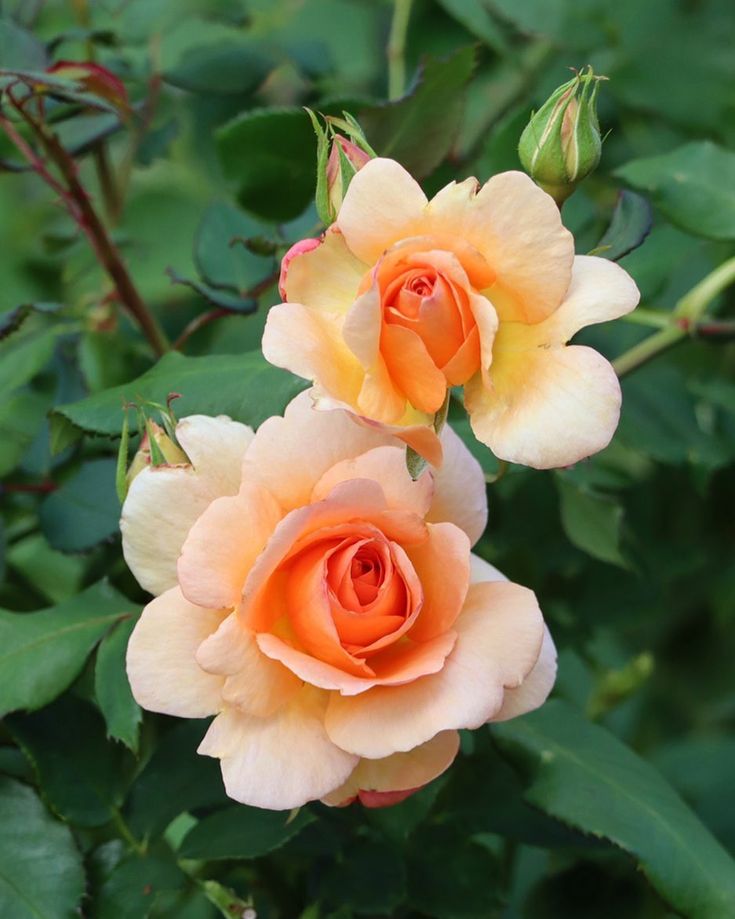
321;730;460;807
126;587;226;717
337;158;428;264
465;337;622;469
198;689;358;810
426;171;574;323
427;424;488;546
492;625;557;722
195;612;301;717
177;481;283;610
324;580;545;757
121;415;253;596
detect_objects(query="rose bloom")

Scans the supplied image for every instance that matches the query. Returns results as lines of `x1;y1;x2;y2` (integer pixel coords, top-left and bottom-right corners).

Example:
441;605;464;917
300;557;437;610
263;158;640;468
121;394;556;810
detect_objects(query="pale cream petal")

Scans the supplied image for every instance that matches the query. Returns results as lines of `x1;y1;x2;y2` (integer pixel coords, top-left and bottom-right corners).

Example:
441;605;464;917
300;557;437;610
337;158;428;264
262;302;363;407
321;731;460;807
126;587;226;718
121;415;253;596
198;689;358;810
465;337;622;470
324;581;544;757
426;171;574;323
283;227;366;313
311;445;433;518
427;424;488;545
492;625;557;722
544;255;640;342
177;482;283;610
195;613;301;717
242;390;396;510
470;552;506;584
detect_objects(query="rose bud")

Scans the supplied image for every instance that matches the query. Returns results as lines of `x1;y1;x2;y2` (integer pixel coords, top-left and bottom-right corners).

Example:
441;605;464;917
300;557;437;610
307;109;375;224
126;420;189;486
518;66;605;206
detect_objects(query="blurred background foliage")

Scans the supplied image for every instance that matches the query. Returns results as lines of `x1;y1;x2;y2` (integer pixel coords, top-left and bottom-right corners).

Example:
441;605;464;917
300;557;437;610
0;0;734;917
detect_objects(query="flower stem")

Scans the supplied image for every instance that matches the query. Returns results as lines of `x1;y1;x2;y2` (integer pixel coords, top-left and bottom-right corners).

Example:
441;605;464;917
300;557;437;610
614;256;735;378
387;0;414;100
2;93;169;357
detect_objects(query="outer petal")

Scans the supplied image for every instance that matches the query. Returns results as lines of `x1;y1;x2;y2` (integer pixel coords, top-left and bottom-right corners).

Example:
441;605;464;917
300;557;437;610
126;587;226;718
311;445;433;518
470;552;506;584
311;390;443;468
426;172;574;323
262;302;363;407
121;415;253;596
198;689;358;810
242;390;395;510
405;522;470;642
324;580;545;757
544;255;640;342
337;158;428;264
427;424;488;545
195;613;301;717
281;229;364;311
321;731;460;807
177;481;283;610
465;339;622;469
492;625;557;722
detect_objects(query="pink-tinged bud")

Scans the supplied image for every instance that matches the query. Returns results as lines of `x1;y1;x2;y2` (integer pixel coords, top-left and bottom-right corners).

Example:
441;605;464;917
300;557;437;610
306;109;376;224
278;237;322;299
325;136;372;218
46;61;130;113
126;421;188;485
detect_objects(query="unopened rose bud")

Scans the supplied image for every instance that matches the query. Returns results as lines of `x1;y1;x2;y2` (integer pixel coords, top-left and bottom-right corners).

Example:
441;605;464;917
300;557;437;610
307;109;375;224
126;421;188;486
518;67;605;206
325;135;372;219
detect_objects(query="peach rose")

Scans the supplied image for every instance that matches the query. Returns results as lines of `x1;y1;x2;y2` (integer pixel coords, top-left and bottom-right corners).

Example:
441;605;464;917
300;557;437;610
263;158;640;469
122;393;556;810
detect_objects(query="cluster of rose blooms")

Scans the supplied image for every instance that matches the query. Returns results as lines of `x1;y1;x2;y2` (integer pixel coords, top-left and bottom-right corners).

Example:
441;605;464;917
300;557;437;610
121;138;639;810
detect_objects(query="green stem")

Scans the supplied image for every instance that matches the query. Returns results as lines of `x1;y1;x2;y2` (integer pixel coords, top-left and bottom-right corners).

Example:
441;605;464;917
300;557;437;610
111;807;145;855
387;0;414;100
614;257;735;378
621;307;672;329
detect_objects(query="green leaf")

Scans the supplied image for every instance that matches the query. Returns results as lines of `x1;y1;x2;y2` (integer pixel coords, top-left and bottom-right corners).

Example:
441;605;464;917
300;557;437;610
51;350;307;444
166;268;258;313
179;805;313;861
95;614;142;752
164;39;272;95
0;389;48;477
615;142;735;241
0;777;85;919
556;475;626;567
96;852;187;919
360;46;476;179
0;580;133;717
216;108;317;222
194;202;274;292
40;458;120;552
594;191;652;262
406;825;503;918
0;19;47;70
493;700;735;919
435;0;508;53
7;695;135;828
126;720;228;840
0;326;60;397
0;302;62;342
321;839;406;915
